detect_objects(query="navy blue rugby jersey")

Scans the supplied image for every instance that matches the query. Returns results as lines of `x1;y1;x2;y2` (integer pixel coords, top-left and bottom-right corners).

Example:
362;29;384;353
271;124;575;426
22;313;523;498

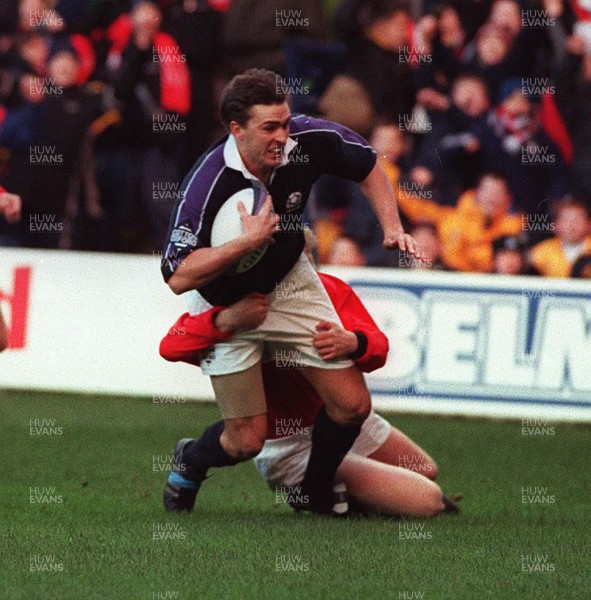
161;115;376;305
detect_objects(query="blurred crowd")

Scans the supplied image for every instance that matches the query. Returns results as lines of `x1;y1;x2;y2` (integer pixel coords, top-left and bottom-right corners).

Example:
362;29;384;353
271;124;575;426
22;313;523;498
0;0;590;278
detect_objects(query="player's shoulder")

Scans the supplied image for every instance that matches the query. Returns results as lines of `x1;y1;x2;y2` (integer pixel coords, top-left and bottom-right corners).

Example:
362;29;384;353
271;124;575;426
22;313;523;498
289;114;333;134
289;114;371;147
181;135;229;193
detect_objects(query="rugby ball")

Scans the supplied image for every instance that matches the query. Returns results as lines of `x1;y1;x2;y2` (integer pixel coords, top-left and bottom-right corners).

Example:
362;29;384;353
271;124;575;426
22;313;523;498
211;187;271;274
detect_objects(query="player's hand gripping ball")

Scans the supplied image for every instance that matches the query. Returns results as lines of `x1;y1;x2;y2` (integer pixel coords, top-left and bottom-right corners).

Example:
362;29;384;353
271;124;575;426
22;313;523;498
211;188;279;274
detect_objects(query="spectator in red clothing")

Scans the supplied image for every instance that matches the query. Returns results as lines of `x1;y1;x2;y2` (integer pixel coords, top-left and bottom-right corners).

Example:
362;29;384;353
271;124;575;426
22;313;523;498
1;43;109;249
471;79;570;232
159;236;459;517
95;0;192;251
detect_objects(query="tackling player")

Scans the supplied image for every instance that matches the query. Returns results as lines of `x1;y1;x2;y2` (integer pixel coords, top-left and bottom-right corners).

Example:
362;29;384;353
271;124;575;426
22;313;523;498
161;69;421;514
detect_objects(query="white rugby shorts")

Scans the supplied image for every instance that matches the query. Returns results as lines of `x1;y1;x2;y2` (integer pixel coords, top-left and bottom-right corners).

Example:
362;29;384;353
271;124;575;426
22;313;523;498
186;253;354;375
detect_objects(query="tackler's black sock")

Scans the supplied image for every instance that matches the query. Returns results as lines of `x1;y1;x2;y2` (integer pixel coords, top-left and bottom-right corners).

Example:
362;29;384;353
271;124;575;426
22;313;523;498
182;420;240;481
300;406;364;510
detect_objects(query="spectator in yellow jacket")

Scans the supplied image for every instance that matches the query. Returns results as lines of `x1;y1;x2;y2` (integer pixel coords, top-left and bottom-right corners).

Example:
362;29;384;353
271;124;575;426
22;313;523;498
530;198;591;278
395;172;523;272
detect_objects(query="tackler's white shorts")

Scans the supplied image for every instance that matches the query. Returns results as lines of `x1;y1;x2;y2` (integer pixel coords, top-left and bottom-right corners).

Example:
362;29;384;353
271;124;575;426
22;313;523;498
186;253;353;376
253;410;392;489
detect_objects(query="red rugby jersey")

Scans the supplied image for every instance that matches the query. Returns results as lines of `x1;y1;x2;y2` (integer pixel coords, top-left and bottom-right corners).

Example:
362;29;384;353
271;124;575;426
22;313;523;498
159;273;389;439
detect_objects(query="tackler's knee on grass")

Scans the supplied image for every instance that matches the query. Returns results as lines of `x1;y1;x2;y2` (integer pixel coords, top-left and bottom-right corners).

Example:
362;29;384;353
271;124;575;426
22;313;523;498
337;455;445;517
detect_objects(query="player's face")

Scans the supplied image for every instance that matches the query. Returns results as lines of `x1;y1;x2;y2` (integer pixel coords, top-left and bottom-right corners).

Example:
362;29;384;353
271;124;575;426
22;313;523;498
233;102;291;178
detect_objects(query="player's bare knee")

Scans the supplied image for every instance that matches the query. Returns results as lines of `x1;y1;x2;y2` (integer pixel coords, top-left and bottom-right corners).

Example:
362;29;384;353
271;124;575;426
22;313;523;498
330;402;370;427
330;388;371;424
347;391;371;423
222;413;266;459
235;428;265;459
224;434;263;460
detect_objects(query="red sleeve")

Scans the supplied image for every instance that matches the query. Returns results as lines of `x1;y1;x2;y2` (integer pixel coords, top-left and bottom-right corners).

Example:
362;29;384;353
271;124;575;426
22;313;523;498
319;273;389;373
0;186;5;194
159;307;232;366
70;34;96;85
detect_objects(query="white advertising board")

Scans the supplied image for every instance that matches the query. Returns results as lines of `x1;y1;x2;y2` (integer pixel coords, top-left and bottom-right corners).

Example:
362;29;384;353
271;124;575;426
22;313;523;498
0;249;213;400
1;249;590;421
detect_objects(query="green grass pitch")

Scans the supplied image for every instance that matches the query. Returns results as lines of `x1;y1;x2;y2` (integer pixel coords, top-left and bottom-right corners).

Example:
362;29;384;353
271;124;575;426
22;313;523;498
1;390;589;599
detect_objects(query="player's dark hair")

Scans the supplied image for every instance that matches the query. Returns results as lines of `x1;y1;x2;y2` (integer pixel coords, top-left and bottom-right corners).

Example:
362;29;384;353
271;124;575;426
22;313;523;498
220;69;288;128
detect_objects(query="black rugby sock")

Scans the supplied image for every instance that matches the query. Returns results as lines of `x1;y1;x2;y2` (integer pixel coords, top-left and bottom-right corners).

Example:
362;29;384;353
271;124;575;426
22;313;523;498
300;406;363;509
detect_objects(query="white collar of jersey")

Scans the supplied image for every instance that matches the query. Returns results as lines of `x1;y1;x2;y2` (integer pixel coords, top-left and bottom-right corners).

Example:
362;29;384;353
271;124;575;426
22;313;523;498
224;135;298;181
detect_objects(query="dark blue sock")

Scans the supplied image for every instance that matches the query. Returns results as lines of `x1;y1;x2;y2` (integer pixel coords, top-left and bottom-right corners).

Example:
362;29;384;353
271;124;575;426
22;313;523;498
182;420;240;482
301;407;363;507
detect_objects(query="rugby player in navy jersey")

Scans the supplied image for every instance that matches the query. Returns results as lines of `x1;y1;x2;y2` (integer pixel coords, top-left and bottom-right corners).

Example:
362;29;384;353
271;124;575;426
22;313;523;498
160;231;460;517
161;69;421;515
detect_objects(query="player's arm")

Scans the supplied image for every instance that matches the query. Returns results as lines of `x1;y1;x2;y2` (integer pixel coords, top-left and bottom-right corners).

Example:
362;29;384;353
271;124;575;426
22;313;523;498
307;118;420;257
160;294;269;365
334;286;389;372
359;162;420;256
159;309;233;365
166;197;279;294
313;276;389;372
